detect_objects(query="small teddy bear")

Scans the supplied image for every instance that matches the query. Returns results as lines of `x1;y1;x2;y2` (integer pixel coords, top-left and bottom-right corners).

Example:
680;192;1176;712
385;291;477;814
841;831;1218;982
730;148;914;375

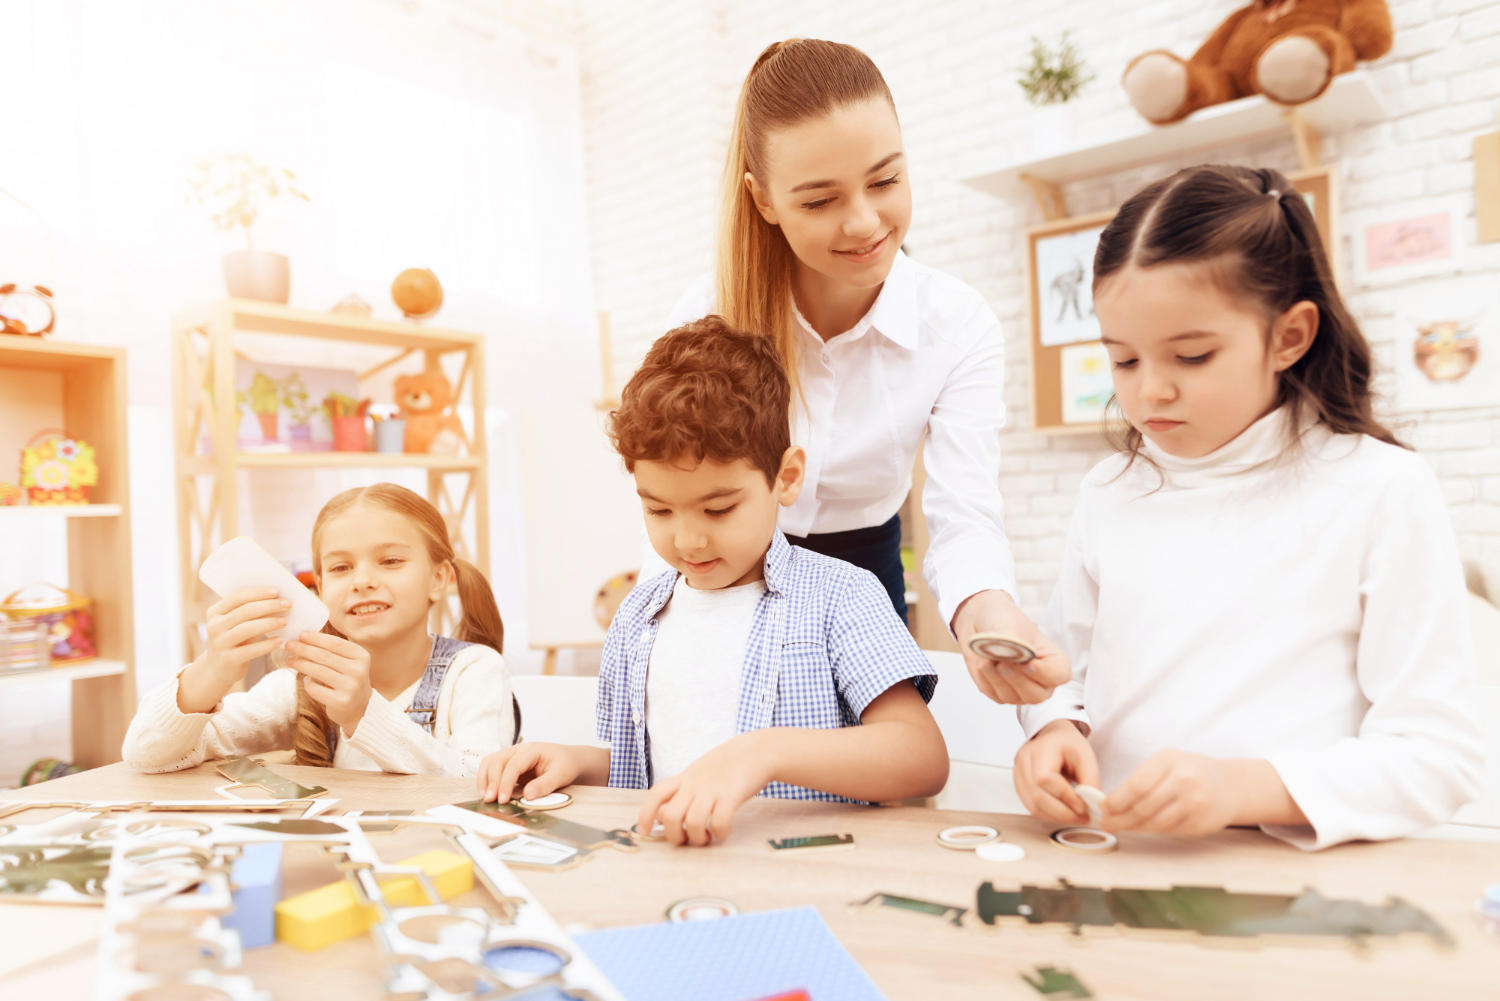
393;369;466;455
1123;0;1393;125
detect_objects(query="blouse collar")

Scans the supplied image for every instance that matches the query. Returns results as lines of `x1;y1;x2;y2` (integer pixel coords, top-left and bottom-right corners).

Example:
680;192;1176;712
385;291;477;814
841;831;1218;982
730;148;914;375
790;250;919;351
1140;405;1302;487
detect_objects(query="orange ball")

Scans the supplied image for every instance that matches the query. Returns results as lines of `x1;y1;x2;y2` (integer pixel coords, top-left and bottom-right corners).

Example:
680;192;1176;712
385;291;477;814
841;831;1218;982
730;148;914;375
391;268;443;319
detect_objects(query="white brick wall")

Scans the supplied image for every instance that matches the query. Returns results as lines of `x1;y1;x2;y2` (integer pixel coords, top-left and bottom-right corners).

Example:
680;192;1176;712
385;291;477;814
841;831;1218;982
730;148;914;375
577;0;1500;615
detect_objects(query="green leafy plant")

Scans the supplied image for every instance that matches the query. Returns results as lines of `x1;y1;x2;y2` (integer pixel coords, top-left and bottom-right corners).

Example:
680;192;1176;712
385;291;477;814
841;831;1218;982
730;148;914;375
1018;33;1094;106
187;151;309;250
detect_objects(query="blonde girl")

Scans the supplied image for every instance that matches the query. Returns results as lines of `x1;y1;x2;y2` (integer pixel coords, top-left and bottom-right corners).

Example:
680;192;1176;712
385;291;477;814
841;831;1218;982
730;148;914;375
124;483;517;776
1015;164;1483;849
660;38;1069;705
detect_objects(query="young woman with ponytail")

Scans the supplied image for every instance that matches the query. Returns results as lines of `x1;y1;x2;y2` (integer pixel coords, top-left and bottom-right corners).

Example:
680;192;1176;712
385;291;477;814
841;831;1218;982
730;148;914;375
123;483;518;777
659;38;1069;705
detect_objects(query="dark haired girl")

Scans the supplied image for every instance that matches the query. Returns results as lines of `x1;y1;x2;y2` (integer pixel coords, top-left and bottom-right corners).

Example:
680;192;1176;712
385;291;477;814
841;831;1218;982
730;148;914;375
1012;164;1482;850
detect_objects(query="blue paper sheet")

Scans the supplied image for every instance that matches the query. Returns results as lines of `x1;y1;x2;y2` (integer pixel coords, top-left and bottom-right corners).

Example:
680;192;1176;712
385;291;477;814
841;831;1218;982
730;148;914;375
574;906;888;1001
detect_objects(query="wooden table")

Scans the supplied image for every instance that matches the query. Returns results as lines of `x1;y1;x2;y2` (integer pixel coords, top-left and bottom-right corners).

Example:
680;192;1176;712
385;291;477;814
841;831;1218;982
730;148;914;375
3;763;1497;1000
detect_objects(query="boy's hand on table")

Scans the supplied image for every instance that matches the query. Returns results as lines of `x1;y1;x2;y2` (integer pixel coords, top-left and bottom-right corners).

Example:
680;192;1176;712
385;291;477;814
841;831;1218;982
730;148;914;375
477;742;590;803
1101;750;1236;836
637;731;777;847
952;589;1071;705
285;631;373;734
1014;719;1100;824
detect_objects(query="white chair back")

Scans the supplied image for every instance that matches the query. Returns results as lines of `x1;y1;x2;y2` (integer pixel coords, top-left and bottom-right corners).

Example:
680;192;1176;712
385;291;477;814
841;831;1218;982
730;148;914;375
923;650;1027;767
511;675;609;748
1454;594;1500;828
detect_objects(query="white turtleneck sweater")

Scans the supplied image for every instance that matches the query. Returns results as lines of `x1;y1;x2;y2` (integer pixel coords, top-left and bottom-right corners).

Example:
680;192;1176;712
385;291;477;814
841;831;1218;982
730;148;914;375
1018;408;1484;850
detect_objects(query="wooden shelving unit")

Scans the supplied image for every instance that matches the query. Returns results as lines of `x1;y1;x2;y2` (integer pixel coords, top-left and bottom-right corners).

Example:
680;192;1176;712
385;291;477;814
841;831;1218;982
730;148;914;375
172;299;489;657
0;338;136;768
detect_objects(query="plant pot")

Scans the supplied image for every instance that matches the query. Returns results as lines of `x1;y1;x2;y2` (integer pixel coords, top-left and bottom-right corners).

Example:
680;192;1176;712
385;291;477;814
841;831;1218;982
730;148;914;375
255;412;280;441
223;251;291;304
331;415;368;452
1030;104;1076;157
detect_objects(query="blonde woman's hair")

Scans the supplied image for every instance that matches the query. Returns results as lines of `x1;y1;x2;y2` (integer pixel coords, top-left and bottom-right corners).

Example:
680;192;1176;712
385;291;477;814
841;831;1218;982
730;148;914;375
717;39;896;399
293;483;509;767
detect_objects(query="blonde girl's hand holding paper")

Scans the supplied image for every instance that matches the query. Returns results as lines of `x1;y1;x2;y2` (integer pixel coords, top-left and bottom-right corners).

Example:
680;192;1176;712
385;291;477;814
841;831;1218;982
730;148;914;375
285;630;375;735
175;588;291;714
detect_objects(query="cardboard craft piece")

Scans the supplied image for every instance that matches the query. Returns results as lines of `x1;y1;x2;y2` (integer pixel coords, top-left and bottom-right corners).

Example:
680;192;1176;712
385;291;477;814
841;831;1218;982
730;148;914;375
216;757;329;800
1023;964;1093;999
447;799;637;852
851;891;966;927
768;834;855;854
977;880;1453;949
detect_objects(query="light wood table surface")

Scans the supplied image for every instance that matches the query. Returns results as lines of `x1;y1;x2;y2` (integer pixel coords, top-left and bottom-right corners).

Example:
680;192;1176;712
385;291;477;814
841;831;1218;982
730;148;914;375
3;763;1497;1000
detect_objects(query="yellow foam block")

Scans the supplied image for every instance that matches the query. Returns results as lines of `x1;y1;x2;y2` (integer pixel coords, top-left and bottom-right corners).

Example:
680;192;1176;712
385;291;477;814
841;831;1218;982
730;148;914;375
274;849;473;952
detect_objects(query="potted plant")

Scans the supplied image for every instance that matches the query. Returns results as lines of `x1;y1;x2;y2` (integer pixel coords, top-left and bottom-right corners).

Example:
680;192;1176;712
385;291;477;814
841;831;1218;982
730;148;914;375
1017;33;1095;155
324;392;370;452
187;151;309;303
279;372;315;448
236;372;282;442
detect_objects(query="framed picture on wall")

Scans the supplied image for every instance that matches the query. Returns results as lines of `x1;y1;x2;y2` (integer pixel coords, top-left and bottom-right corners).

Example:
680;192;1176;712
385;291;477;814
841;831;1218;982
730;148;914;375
1025;208;1116;434
1286;166;1341;278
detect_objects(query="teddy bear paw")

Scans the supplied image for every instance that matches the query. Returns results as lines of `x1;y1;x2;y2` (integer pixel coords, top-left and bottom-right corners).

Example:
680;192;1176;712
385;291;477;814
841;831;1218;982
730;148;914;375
1124;51;1190;124
1256;34;1332;105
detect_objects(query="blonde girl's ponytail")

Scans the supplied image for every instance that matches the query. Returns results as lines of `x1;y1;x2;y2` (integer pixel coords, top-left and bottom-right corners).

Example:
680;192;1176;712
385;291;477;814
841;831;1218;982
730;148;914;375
451;557;520;740
297;483;519;766
716;39;897;404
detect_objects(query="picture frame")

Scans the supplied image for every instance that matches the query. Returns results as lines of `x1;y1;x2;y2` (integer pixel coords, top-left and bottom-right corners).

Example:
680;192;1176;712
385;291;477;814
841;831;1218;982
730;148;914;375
1346;193;1466;288
1025;208;1115;434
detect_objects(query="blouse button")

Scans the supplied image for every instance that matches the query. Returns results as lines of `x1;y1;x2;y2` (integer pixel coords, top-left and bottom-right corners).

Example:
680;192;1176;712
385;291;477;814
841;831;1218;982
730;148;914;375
632;709;643;726
638;631;651;645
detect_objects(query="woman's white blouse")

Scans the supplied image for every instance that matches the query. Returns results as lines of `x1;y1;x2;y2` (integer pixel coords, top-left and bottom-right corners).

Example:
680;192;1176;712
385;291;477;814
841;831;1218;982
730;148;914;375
1018;408;1485;849
666;250;1016;626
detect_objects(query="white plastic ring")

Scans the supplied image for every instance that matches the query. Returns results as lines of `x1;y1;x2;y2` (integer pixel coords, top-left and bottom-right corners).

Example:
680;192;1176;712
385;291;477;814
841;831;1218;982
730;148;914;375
936;825;1000;850
667;897;738;922
631;821;667;841
517;792;572;810
1050;826;1119;853
967;633;1037;664
976;841;1027;862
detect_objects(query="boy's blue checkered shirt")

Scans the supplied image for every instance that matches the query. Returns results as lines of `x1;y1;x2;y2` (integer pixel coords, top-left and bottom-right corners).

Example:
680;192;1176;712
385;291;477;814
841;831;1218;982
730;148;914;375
595;529;939;800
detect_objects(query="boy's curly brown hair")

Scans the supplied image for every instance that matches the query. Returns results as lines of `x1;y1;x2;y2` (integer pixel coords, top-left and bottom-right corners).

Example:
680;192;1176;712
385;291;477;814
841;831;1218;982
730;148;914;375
608;315;790;486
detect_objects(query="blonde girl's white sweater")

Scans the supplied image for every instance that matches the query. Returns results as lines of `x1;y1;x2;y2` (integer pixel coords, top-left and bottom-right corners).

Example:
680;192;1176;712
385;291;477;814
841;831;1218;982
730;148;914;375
122;642;513;777
1018;407;1484;850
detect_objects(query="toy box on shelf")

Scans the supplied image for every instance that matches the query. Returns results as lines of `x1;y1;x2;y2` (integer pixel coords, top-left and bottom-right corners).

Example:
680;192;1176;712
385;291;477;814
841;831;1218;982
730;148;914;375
20;429;98;505
1;583;96;662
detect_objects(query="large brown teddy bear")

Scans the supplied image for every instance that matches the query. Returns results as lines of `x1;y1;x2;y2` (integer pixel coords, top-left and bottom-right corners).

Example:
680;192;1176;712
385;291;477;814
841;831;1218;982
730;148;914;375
394;369;466;455
1123;0;1393;125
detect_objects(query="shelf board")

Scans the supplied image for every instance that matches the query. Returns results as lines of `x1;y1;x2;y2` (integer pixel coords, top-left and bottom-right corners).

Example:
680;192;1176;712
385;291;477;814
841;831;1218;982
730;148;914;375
0;658;128;690
172;299;480;352
233;452;481;470
0;503;122;519
0;337;125;371
961;71;1383;198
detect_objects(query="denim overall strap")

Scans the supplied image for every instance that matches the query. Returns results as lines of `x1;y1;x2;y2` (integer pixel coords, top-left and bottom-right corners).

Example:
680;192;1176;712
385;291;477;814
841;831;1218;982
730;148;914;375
406;635;472;734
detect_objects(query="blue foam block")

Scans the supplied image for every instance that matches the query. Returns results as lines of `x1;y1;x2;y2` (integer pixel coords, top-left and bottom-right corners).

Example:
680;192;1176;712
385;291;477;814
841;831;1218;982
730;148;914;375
212;841;283;949
574;906;887;1001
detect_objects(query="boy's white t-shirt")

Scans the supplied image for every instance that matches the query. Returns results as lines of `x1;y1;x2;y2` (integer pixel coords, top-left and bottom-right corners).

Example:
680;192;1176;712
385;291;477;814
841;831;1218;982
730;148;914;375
646;574;766;782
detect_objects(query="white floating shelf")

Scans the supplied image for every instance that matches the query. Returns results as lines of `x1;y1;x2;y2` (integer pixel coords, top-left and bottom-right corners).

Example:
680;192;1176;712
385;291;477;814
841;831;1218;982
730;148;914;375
961;71;1383;199
0;658;128;690
0;503;122;519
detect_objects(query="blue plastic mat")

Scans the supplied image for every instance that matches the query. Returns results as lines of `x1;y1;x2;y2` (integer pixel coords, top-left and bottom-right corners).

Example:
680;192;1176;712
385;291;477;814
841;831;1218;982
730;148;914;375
574;906;888;1001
